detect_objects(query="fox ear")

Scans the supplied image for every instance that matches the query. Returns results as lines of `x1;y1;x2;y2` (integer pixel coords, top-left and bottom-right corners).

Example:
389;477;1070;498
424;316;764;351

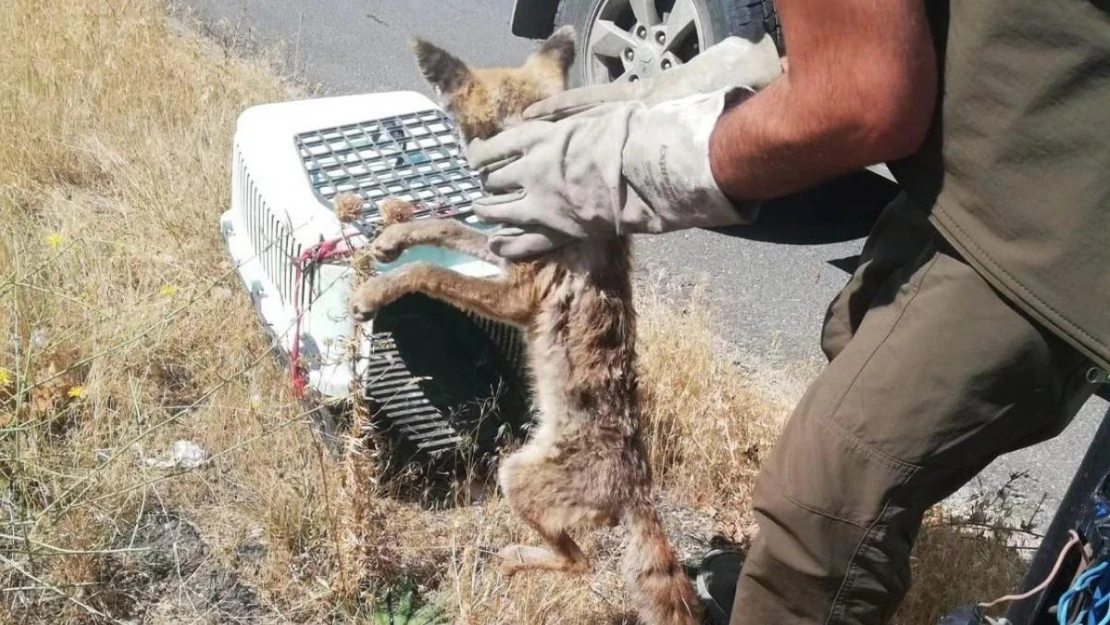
534;24;576;74
410;37;474;96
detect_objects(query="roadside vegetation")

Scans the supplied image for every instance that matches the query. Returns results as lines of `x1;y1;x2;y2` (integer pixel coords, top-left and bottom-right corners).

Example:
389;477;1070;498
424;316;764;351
0;1;1030;623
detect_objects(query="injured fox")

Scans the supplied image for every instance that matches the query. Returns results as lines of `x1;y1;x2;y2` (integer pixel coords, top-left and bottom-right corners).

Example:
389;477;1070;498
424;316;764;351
348;26;702;625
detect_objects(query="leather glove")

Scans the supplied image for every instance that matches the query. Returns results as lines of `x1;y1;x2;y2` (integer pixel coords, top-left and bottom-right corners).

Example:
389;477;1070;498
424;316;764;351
467;35;783;259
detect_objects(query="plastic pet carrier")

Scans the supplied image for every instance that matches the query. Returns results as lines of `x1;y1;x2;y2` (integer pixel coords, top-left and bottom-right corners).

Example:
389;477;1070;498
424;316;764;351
219;91;530;477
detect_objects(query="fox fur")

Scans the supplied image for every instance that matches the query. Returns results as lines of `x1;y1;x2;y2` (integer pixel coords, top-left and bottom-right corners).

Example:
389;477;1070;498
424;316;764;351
349;26;702;625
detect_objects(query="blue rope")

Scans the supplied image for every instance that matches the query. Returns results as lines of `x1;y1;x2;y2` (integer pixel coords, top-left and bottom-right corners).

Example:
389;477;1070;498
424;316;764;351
1059;562;1110;625
1088;588;1107;625
1094;576;1110;625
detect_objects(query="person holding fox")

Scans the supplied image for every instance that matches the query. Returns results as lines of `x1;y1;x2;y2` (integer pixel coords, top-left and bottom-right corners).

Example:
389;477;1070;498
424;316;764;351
463;0;1110;623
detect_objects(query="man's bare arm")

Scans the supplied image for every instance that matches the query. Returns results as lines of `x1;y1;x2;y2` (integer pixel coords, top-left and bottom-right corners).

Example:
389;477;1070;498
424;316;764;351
709;0;938;202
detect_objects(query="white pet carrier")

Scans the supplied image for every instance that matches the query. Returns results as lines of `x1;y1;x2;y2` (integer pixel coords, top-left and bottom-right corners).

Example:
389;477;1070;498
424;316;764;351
219;91;529;467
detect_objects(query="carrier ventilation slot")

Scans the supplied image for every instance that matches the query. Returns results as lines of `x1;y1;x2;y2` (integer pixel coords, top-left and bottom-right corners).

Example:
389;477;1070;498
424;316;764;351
295;109;484;224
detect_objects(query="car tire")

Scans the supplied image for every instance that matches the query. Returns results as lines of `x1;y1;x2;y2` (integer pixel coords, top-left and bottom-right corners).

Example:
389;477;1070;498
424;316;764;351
555;0;783;88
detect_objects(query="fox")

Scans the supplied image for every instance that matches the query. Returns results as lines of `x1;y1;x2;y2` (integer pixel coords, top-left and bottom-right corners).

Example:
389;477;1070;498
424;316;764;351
348;26;703;625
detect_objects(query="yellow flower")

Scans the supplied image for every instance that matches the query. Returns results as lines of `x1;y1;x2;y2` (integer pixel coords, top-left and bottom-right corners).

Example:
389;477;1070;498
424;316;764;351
67;385;85;399
159;284;177;297
47;233;63;249
0;369;10;387
249;394;262;410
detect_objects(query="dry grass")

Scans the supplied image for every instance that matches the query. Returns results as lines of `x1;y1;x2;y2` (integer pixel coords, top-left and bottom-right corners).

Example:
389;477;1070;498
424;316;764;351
0;0;388;621
635;286;781;533
0;1;1029;623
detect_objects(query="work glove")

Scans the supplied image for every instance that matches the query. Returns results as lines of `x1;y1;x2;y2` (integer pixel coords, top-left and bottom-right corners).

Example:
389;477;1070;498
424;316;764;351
467;35;783;259
525;34;783;119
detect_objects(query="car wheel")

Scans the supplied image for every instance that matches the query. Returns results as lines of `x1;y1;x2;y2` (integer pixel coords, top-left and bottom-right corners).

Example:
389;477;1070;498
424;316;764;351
556;0;783;88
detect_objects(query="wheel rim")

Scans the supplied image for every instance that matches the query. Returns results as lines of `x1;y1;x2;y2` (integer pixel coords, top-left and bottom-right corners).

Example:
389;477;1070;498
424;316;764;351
584;0;708;85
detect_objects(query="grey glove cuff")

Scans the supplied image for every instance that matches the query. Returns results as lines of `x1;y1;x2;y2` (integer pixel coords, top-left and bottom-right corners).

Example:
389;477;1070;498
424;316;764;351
523;35;783;121
618;87;760;234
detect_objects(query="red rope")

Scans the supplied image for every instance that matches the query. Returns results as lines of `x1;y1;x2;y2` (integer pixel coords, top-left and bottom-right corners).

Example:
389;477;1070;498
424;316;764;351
286;204;433;398
289;236;356;398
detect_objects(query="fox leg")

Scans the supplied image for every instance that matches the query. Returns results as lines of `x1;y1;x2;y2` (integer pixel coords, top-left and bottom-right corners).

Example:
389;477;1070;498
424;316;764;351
498;534;588;577
349;262;531;326
370;207;500;266
496;446;620;577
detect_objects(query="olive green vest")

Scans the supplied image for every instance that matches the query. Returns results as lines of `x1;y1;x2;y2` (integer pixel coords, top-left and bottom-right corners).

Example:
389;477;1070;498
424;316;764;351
889;0;1110;370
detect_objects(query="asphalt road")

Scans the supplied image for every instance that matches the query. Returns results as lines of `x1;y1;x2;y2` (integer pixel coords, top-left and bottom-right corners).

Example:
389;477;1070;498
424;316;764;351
181;0;1107;530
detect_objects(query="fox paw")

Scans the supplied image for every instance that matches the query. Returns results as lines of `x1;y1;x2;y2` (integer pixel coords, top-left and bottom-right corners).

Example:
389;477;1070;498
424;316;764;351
497;545;534;578
369;226;409;263
349;277;393;322
497;545;586;577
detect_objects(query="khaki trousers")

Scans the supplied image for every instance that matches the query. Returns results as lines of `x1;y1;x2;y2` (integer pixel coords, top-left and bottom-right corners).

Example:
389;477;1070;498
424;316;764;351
730;193;1098;625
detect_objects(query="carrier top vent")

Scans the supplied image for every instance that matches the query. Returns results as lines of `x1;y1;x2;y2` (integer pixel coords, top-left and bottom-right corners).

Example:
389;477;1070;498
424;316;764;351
295;109;484;224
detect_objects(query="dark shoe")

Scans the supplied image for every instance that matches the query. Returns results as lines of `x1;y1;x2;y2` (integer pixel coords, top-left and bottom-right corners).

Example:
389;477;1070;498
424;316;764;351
690;548;745;625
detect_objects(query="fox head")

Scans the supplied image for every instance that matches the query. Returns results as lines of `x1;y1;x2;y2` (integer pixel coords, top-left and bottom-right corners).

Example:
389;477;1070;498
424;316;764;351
409;26;576;142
